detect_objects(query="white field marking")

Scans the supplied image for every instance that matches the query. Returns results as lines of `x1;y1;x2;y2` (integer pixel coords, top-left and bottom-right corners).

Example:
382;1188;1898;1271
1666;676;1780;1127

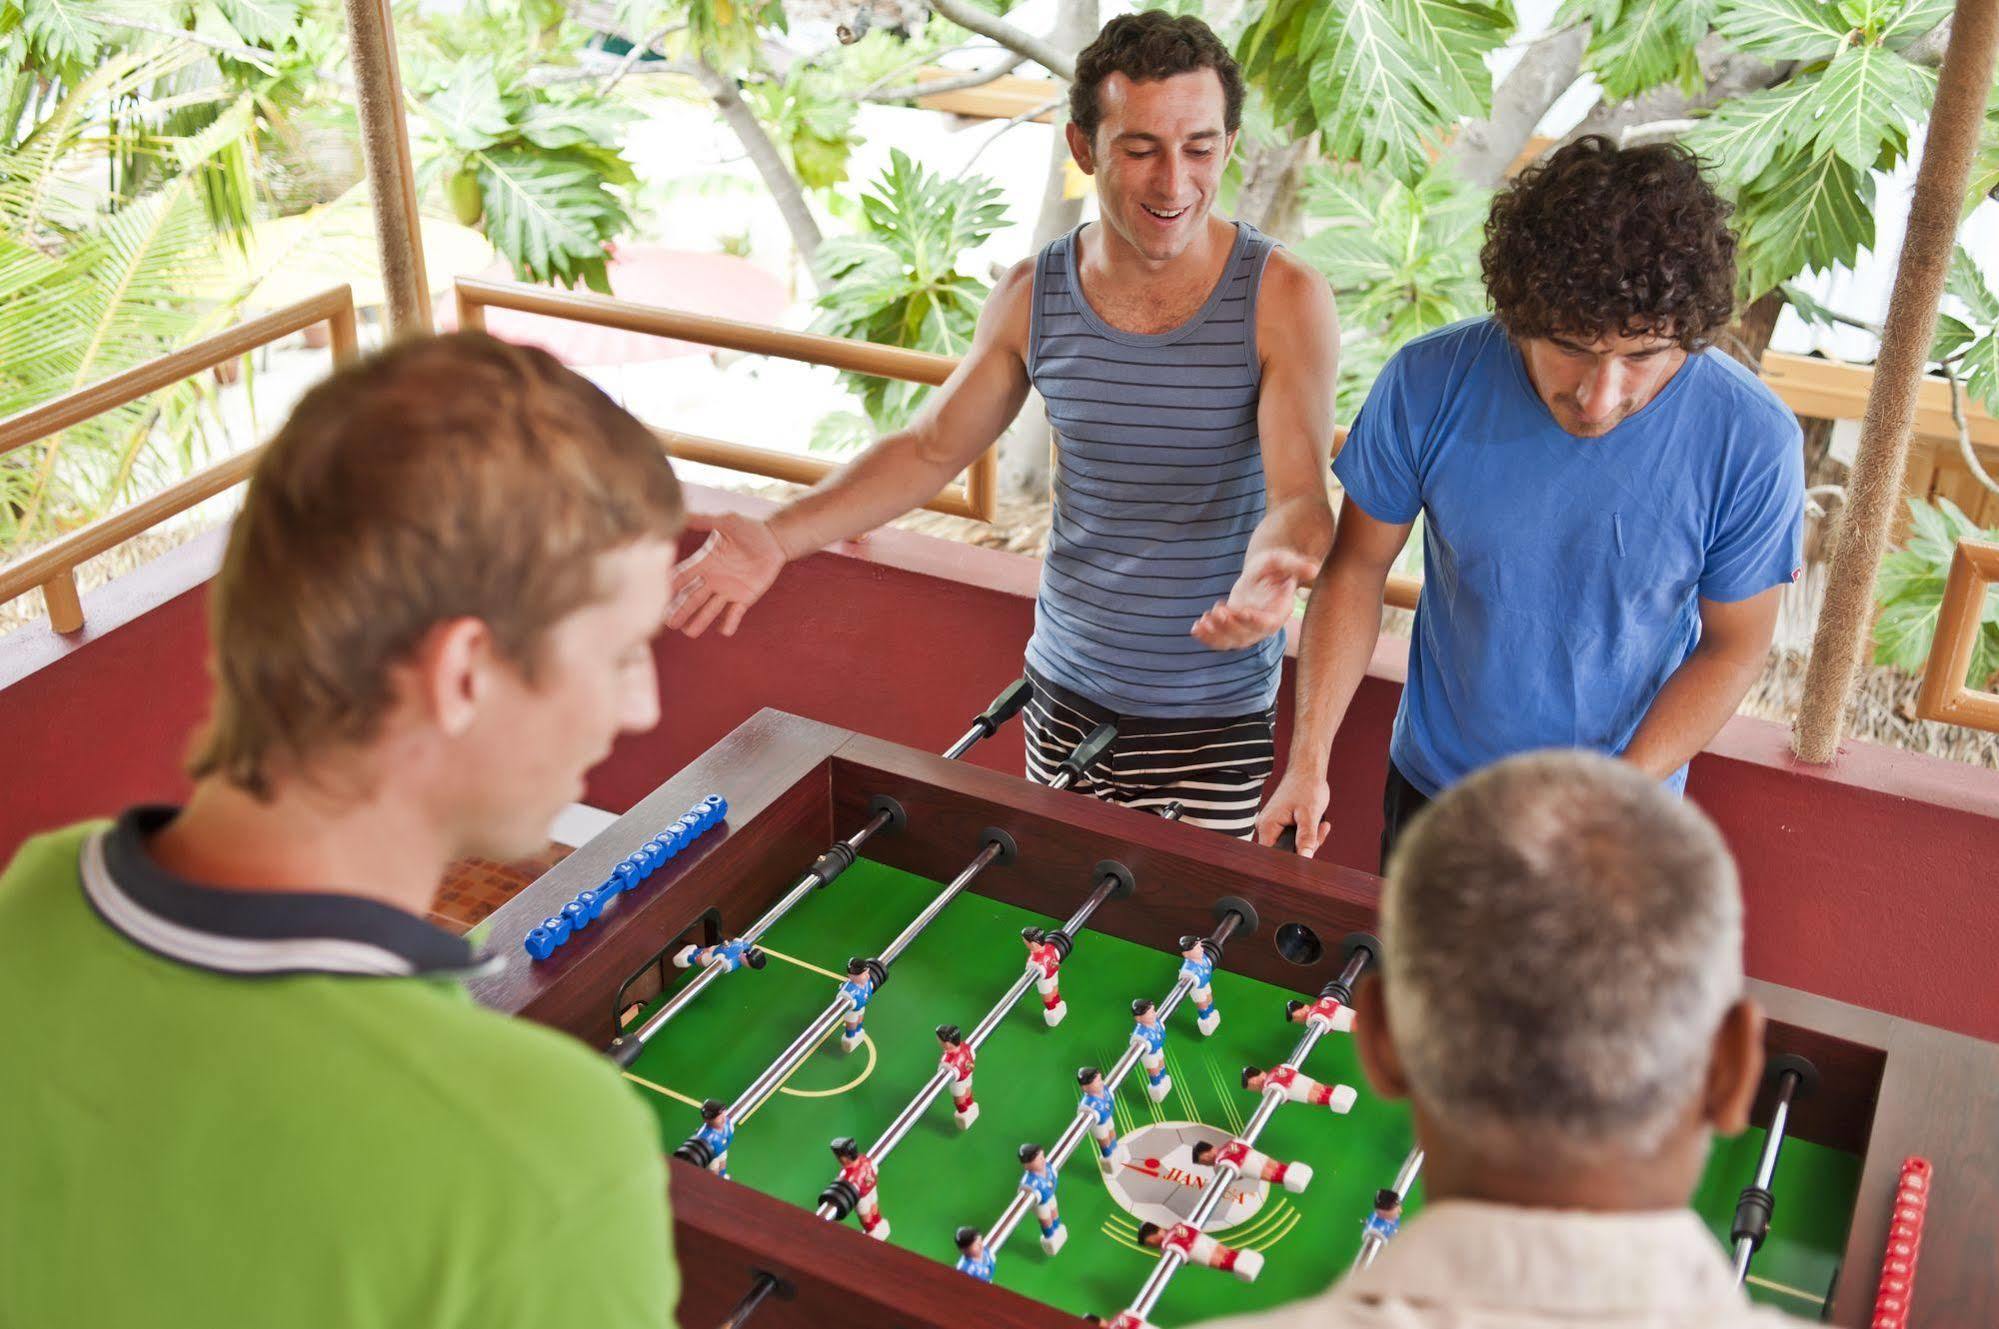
1746;1274;1827;1307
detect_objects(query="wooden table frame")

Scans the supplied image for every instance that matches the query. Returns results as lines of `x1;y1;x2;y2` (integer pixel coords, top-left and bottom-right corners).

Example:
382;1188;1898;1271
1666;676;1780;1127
472;711;1999;1328
1915;537;1999;732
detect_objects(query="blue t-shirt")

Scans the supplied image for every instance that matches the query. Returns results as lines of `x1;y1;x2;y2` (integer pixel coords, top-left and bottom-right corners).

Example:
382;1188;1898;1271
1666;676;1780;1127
1131;1021;1166;1055
1079;1088;1115;1125
1334;318;1803;796
837;978;872;1010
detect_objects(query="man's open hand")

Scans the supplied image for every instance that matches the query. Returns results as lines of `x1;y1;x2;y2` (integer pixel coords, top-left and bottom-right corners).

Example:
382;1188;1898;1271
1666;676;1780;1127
1191;548;1318;650
666;512;787;639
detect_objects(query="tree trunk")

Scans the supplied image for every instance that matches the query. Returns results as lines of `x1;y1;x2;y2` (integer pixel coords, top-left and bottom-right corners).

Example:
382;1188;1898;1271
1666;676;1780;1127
1722;289;1786;370
1447;24;1587;187
1000;0;1094;501
684;59;826;291
1235;137;1312;239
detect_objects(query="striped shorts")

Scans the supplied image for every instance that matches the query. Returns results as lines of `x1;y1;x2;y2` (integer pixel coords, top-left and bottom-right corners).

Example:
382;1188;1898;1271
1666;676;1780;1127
1022;670;1276;838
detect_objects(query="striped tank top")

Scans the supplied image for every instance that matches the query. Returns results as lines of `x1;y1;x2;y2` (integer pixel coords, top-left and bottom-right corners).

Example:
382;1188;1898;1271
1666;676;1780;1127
1024;221;1284;718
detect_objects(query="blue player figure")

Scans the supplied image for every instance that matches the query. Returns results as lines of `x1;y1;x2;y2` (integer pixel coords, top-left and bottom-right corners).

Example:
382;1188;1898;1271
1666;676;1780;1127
953;1226;995;1281
1077;1066;1125;1175
836;957;876;1053
1365;1187;1404;1243
1129;998;1171;1102
672;936;767;974
1177;934;1220;1036
692;1098;734;1178
1018;1142;1067;1254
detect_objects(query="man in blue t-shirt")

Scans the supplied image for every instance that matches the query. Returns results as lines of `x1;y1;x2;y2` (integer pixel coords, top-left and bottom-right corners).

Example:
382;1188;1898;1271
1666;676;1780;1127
1260;136;1803;862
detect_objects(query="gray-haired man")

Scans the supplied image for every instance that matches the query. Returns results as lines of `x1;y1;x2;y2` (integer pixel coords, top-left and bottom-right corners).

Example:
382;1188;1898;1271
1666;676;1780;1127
1198;750;1795;1329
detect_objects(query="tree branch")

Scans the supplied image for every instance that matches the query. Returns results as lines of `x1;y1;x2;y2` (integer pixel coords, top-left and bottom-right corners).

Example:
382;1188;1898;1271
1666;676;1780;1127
956;94;1066;178
1447;24;1587;187
98;16;279;67
1941;355;1999;496
1562;34;1783;146
671;57;826;281
600;25;684;95
865;53;1028;103
925;0;1077;82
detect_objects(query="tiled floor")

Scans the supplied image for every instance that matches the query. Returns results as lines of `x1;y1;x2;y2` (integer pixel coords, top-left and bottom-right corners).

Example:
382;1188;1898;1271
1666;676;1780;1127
429;841;572;935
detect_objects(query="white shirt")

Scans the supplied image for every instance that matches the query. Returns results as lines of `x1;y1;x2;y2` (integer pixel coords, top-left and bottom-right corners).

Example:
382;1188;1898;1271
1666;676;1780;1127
1191;1201;1809;1329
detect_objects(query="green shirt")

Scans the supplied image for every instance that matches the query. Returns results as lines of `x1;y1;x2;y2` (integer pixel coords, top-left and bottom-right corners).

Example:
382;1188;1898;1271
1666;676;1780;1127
0;811;676;1328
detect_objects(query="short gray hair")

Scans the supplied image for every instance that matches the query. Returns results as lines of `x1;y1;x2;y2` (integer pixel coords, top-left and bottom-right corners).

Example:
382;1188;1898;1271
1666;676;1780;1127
1381;750;1744;1163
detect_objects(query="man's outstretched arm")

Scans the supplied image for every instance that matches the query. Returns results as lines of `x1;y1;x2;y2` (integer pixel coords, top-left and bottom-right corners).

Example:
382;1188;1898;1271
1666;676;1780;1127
667;260;1037;637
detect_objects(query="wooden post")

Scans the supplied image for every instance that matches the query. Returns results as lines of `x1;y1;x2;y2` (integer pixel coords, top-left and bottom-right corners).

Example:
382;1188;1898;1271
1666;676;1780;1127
1794;0;1999;763
341;0;431;335
40;569;82;634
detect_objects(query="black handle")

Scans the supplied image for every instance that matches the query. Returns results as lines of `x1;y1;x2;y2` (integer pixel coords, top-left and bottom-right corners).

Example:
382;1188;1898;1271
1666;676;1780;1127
1058;721;1118;785
606;1034;644;1068
973;677;1033;736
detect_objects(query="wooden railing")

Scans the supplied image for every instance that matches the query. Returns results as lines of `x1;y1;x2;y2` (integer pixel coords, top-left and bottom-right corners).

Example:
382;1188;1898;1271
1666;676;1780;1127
1915;537;1999;732
0;287;360;633
453;278;999;522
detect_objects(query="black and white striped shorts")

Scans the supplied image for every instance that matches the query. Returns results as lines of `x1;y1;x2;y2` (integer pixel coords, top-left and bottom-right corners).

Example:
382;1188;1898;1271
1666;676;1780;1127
1021;669;1276;838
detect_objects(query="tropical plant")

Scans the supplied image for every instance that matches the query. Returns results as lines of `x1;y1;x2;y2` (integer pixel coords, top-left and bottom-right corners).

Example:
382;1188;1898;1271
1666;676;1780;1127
1541;0;1955;307
1234;0;1519;183
1933;246;1999;421
811;150;1010;435
408;6;642;294
1295;158;1491;418
1874;497;1999;687
746;62;861;192
0;48;253;553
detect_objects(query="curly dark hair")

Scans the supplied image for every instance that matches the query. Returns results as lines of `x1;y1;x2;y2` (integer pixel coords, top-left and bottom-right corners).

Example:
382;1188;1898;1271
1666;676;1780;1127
1069;11;1244;142
1481;135;1738;350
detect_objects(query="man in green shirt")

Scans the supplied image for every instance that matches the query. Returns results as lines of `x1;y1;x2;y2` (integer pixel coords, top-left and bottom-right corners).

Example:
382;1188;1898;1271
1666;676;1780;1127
0;334;687;1328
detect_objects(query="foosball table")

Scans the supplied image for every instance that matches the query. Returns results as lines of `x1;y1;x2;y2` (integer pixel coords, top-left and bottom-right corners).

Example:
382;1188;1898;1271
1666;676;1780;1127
469;703;1999;1328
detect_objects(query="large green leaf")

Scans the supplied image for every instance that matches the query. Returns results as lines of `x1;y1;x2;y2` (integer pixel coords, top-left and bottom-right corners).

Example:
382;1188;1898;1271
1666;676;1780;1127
1390;0;1518;117
1947;246;1999;322
20;0;99;69
1876;0;1951;48
1239;0;1513;184
212;0;301;47
1584;0;1713;100
1713;0;1849;59
1682;79;1818;188
1958;330;1999;420
475;146;627;291
1733;150;1874;298
1802;41;1933;171
424;59;512;154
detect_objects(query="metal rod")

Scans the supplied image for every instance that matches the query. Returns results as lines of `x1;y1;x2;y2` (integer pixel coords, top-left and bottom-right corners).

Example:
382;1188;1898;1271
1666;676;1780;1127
1122;941;1373;1322
980;878;1239;1264
719;1272;780;1329
728;838;1005;1127
613;679;1033;1063
816;848;1144;1218
612;811;893;1063
1353;1147;1425;1272
1732;1069;1803;1283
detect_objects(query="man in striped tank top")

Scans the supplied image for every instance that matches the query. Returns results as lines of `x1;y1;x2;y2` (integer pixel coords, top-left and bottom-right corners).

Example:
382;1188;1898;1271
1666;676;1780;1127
667;11;1340;838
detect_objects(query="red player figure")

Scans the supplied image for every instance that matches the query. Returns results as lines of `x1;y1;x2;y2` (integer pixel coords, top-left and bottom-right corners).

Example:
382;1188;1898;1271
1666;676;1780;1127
936;1023;979;1129
1191;1138;1313;1193
1106;1315;1153;1329
1284;994;1356;1032
1021;927;1068;1026
1241;1064;1358;1113
1136;1221;1263;1282
829;1137;889;1241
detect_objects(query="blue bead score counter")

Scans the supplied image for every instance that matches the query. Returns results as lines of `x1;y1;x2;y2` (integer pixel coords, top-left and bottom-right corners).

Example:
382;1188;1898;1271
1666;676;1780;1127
524;794;727;961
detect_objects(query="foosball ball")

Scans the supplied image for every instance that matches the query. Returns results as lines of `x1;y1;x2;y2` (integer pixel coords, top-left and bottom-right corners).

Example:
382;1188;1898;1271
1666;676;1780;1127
469;699;1999;1329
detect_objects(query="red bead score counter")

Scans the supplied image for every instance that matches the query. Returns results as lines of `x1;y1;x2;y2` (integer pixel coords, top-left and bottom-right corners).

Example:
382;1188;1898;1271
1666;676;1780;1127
1871;1156;1931;1329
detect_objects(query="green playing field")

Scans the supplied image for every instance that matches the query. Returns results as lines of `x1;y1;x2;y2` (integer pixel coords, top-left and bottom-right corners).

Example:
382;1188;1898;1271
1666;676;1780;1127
620;859;1857;1325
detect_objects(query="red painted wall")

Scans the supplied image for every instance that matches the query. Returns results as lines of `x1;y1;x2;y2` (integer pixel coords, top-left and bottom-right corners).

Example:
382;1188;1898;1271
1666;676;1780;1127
6;488;1996;1040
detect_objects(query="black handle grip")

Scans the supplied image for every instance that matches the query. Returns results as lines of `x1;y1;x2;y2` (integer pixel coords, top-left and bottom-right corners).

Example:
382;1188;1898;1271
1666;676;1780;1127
1275;825;1299;853
974;677;1033;736
1059;721;1118;784
606;1034;644;1068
